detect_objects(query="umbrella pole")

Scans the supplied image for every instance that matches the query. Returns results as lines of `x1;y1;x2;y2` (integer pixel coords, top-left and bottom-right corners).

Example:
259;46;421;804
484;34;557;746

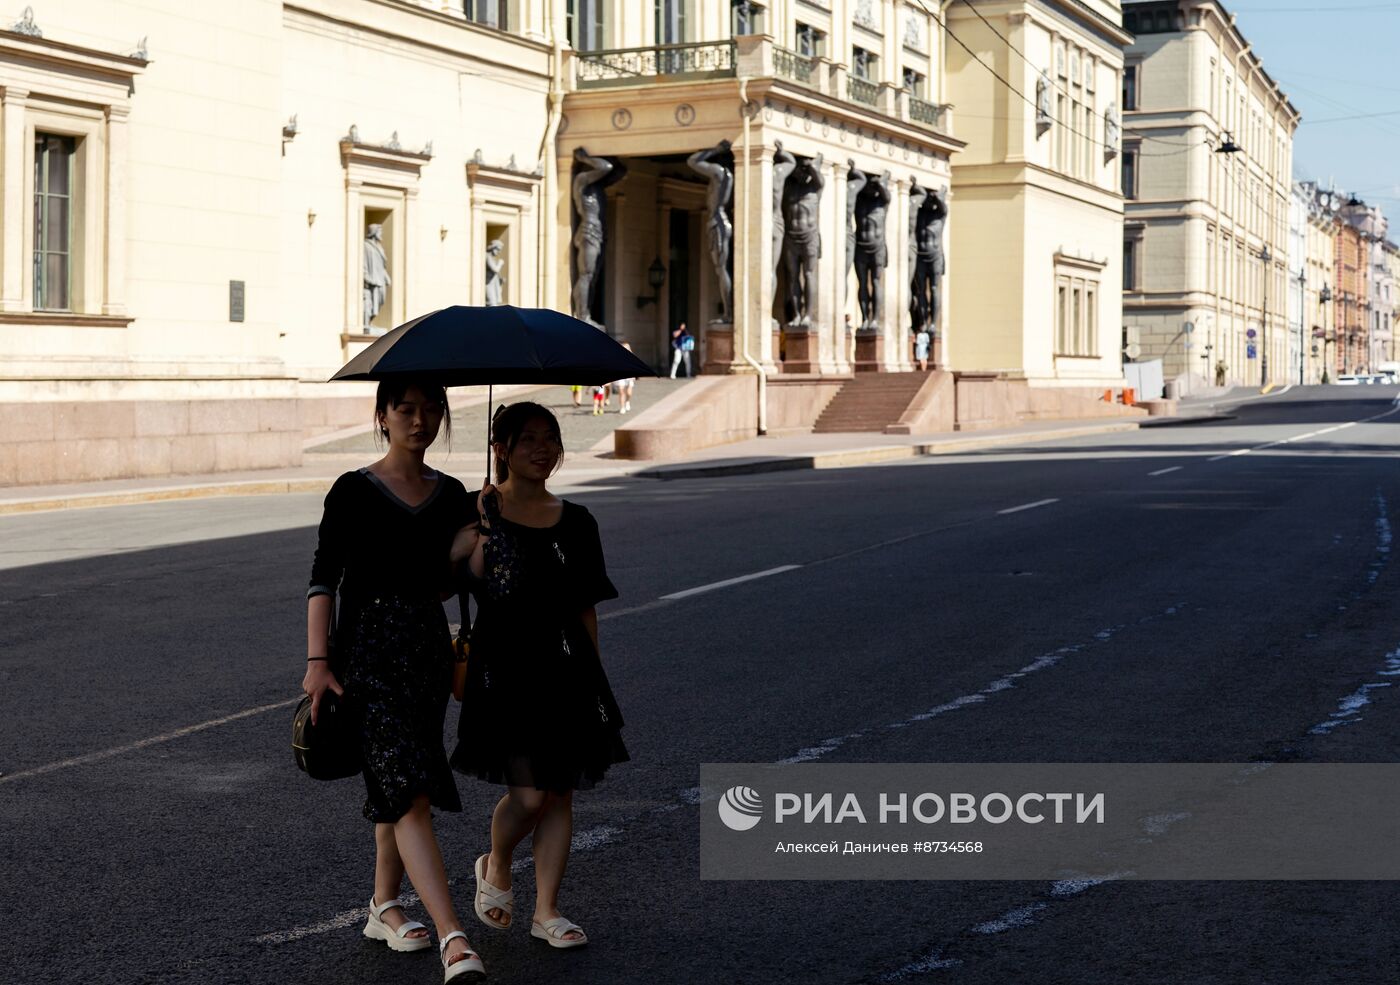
485;383;492;487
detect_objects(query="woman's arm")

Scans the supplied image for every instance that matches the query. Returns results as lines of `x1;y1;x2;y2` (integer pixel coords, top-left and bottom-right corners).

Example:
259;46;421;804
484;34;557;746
302;593;343;725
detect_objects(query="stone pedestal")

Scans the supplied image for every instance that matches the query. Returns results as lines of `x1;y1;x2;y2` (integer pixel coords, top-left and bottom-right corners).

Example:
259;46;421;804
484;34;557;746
773;326;783;368
702;323;734;374
783;326;818;373
855;330;883;372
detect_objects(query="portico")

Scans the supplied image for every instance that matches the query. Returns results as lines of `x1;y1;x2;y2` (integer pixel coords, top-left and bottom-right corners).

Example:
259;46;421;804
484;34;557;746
553;35;964;379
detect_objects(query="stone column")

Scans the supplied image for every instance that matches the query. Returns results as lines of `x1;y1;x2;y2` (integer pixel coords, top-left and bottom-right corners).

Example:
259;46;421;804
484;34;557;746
469;188;486;304
880;176;909;370
1;87;28;311
103;104;130;317
822;158;849;374
344;178;364;339
731;133;778;373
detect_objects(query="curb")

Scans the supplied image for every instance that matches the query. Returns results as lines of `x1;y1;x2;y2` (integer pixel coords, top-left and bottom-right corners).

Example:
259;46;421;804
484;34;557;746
0;478;338;516
635;421;1142;479
1139;413;1236;428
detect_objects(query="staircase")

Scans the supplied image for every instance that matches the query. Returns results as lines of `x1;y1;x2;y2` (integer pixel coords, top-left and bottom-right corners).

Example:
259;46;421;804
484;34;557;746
813;372;936;433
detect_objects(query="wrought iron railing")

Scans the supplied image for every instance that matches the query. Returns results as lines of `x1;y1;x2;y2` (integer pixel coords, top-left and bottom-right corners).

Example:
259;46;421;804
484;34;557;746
773;46;816;86
847;76;880;107
908;96;948;130
576;40;737;88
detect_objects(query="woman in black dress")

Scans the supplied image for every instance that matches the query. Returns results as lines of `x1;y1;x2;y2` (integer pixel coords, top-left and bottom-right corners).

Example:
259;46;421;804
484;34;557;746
303;379;485;983
452;401;628;949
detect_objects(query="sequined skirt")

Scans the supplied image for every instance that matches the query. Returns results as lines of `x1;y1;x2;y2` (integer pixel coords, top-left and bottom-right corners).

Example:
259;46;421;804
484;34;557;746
337;594;462;823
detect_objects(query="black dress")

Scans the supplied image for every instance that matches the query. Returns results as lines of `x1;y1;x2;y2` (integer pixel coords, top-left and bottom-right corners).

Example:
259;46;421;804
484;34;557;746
451;500;630;793
308;468;469;823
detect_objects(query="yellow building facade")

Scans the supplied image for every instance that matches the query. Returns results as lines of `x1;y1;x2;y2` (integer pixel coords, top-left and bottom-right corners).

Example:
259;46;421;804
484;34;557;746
944;0;1129;388
1120;0;1298;388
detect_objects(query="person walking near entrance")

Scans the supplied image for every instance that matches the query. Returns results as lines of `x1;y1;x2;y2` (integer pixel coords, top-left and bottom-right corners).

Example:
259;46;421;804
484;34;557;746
914;328;931;372
669;322;693;378
615;342;637;414
303;379;485;983
453;402;629;952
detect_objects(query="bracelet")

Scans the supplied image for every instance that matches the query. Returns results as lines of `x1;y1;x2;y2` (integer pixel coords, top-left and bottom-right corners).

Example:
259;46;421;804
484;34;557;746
307;657;329;663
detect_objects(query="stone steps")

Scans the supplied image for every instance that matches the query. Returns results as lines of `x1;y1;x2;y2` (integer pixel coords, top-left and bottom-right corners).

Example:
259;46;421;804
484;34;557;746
813;372;934;433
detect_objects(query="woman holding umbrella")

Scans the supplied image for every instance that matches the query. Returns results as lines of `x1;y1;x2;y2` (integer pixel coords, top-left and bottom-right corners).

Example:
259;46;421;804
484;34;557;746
303;379;485;982
452;401;629;950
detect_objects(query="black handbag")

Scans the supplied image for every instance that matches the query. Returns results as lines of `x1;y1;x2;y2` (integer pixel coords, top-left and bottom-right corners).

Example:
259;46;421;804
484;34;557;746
292;595;362;781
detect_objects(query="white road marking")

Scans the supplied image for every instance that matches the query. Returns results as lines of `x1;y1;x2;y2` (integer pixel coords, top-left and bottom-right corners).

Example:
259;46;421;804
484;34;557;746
1148;466;1183;477
0;697;301;786
996;498;1059;515
658;565;803;600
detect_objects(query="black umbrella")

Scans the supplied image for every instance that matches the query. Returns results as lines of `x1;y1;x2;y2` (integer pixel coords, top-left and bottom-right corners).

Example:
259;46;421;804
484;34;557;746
330;304;656;480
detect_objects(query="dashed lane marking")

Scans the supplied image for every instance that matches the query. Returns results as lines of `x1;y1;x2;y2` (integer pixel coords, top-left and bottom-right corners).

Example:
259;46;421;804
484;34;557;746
997;498;1060;515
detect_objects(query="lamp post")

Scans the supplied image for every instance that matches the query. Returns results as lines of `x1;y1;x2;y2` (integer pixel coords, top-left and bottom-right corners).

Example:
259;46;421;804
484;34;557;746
1260;244;1271;387
1296;268;1307;385
1319;284;1333;383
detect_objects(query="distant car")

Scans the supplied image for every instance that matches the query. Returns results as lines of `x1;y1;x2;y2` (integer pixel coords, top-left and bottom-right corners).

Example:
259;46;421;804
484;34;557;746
1334;375;1361;386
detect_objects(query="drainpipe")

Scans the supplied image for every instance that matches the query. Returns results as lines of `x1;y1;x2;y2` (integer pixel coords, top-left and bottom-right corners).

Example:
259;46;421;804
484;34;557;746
539;0;565;309
737;76;768;435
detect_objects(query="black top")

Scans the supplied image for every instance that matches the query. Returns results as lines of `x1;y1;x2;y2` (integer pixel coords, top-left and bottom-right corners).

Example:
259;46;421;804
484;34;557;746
308;468;473;603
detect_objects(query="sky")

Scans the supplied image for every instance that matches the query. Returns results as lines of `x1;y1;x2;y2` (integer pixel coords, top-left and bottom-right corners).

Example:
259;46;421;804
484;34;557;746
1227;1;1400;215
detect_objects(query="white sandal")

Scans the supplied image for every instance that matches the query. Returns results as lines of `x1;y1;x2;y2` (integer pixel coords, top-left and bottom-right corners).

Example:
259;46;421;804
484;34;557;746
473;854;513;930
363;896;432;952
439;930;486;982
530;915;588;949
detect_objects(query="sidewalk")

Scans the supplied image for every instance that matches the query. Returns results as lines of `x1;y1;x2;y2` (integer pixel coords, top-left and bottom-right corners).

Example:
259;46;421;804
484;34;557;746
0;415;1149;515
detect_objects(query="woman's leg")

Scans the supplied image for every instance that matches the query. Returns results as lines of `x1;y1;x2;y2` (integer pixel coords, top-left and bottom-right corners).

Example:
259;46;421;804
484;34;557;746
394;796;474;964
373;822;429;940
483;785;548;925
531;791;583;941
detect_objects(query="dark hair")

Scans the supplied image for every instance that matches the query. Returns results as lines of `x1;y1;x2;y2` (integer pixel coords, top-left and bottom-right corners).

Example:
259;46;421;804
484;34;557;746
374;379;452;449
491;401;563;481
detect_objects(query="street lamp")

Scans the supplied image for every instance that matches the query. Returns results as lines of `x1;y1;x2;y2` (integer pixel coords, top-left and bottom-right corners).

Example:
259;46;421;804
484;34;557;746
1319;284;1333;383
1260;244;1272;387
635;256;667;309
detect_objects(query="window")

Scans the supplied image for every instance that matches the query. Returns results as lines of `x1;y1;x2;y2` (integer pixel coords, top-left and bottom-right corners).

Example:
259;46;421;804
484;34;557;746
731;0;764;36
566;0;606;50
34;133;75;312
1056;271;1102;357
1123;240;1136;291
465;0;509;30
655;0;688;44
852;46;876;81
903;67;925;98
1123;65;1138;111
1122;149;1137;199
795;23;825;58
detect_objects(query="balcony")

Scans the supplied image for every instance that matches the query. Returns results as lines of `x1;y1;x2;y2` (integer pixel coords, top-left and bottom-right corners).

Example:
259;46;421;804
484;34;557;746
567;36;956;143
847;76;880;107
773;46;816;87
575;40;737;89
908;95;949;131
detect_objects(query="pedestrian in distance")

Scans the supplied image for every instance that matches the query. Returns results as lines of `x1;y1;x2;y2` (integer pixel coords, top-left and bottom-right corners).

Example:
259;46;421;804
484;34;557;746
453;401;629;951
303;378;486;983
914;328;931;372
615;342;637;415
570;385;583;408
669;322;693;378
591;384;606;415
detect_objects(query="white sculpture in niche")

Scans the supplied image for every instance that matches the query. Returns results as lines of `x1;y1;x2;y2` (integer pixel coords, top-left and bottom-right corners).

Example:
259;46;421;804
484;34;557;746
903;11;926;52
854;0;876;30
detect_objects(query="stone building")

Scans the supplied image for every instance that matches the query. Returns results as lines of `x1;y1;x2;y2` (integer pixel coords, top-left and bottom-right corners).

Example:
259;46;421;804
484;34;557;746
1289;182;1337;385
0;0;1145;485
943;0;1129;389
1120;0;1299;388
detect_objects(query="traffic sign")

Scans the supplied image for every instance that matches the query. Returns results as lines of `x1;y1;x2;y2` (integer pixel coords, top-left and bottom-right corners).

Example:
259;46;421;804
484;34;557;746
1247;343;1258;359
1246;329;1257;340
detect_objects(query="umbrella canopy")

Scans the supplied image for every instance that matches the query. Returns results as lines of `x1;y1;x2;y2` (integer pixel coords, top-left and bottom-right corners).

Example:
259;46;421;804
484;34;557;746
329;305;655;387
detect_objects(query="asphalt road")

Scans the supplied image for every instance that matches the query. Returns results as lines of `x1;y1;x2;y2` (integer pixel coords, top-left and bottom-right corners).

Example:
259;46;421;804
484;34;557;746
4;384;1400;984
